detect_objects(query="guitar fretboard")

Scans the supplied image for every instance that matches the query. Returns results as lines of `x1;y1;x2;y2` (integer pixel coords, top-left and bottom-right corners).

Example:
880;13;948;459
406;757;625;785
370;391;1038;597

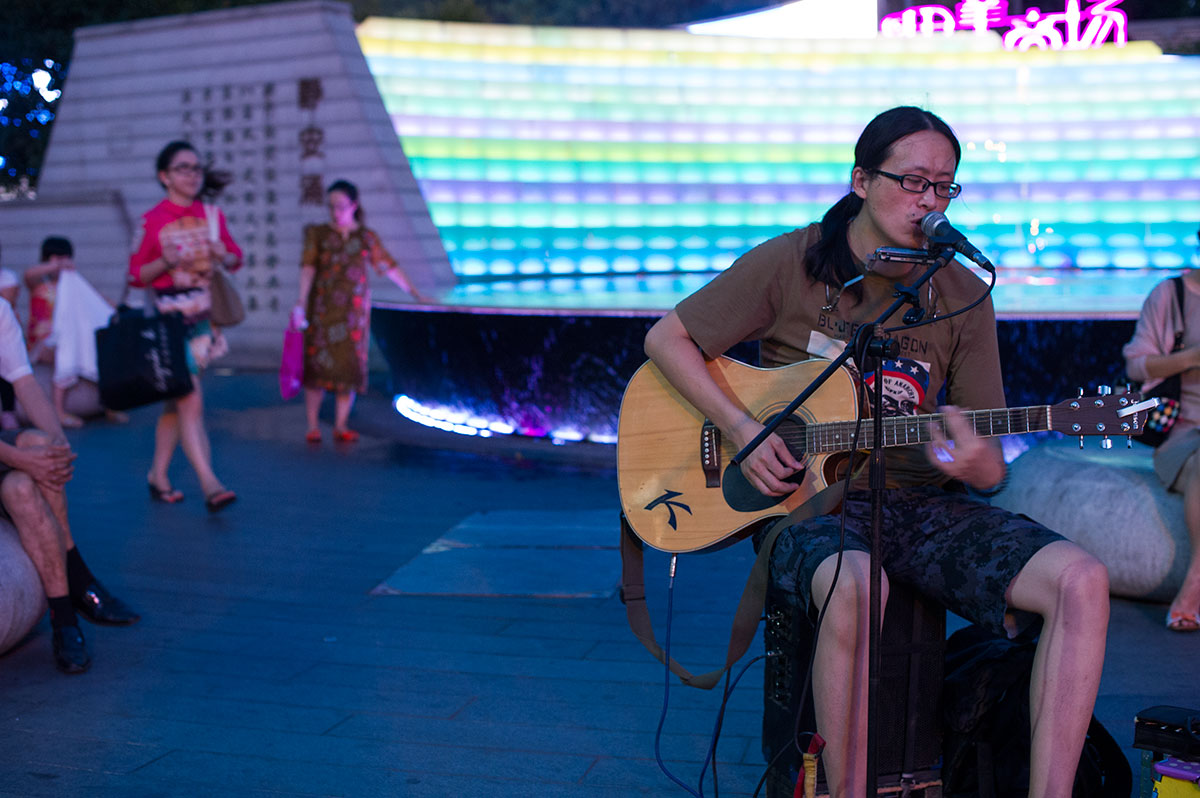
798;405;1051;454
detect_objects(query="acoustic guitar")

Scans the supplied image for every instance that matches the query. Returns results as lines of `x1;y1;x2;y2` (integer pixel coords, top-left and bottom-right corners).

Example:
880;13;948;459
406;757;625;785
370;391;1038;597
617;357;1147;553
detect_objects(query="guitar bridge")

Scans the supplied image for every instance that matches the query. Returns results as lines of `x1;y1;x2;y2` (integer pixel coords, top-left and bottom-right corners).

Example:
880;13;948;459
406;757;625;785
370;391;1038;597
701;420;721;488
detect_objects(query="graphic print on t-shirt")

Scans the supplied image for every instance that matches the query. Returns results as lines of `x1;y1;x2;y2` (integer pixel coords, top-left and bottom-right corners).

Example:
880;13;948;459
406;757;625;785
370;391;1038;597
864;358;931;418
159;217;211;289
805;330;931;417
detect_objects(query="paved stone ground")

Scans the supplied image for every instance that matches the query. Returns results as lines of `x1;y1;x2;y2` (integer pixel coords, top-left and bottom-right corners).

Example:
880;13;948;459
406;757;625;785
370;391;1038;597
0;371;1196;797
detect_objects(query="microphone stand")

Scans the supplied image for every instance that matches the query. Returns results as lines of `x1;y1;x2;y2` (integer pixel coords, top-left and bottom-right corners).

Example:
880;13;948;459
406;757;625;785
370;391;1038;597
733;245;958;796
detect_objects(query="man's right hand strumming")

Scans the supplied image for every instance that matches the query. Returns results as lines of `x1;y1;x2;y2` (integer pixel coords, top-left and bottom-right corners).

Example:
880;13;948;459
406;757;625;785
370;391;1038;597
730;416;803;497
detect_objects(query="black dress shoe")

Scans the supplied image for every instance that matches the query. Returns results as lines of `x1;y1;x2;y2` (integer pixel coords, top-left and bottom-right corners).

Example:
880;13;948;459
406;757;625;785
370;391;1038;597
53;624;91;674
73;581;140;626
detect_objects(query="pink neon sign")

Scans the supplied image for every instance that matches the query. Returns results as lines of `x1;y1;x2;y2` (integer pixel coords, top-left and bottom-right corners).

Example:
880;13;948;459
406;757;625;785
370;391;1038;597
880;0;1128;50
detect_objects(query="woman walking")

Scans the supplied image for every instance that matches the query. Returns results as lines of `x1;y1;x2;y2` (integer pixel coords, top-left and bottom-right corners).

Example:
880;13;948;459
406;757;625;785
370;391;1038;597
129;140;239;511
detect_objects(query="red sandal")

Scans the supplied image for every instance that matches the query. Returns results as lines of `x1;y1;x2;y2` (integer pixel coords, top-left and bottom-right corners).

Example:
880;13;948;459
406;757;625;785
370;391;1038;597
333;428;360;442
148;482;184;504
204;489;237;513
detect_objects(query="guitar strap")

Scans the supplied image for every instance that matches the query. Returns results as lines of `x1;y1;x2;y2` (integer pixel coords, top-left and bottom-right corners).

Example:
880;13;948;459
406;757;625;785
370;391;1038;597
619;483;848;690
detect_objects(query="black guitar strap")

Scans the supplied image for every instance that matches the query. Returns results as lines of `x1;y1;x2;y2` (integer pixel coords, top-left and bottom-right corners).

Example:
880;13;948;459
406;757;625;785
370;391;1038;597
1171;276;1186;352
619;483;848;690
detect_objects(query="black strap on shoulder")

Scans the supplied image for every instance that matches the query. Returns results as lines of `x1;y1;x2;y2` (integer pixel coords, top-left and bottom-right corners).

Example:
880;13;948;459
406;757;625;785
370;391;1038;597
1171;276;1186;351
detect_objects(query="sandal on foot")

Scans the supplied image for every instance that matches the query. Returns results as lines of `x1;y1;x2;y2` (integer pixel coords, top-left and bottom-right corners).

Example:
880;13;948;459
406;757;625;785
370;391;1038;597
148;482;184;504
305;429;322;443
333;428;360;442
1166;607;1200;632
205;489;237;513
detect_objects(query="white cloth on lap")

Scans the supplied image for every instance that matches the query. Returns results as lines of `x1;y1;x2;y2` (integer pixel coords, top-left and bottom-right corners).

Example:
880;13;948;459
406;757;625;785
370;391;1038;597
47;270;112;388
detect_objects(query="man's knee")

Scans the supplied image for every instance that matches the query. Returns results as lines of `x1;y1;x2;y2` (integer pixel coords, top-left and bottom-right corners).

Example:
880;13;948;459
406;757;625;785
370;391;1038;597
0;470;39;511
812;553;890;633
1056;550;1110;611
14;429;48;449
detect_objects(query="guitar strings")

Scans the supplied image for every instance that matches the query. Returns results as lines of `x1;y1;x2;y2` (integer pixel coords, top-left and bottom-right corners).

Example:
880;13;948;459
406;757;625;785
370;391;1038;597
764;406;1051;453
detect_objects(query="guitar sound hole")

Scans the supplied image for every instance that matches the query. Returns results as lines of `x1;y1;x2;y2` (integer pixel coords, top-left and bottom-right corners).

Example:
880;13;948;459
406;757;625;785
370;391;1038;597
721;413;809;512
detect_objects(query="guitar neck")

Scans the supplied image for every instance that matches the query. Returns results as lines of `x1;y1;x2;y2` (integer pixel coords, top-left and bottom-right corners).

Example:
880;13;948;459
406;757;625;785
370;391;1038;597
807;405;1051;453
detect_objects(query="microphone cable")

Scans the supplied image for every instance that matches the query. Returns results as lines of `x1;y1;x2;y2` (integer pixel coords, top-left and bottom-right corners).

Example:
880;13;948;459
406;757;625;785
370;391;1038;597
653;553;705;798
885;258;997;335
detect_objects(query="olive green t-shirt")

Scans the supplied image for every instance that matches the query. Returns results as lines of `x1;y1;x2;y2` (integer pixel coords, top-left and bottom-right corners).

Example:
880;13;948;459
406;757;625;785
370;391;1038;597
675;223;1005;487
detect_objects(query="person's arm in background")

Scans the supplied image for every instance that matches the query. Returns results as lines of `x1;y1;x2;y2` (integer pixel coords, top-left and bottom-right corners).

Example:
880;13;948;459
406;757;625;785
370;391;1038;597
22;259;68;291
294;225;320;327
0;301;73;489
129;212;176;288
0;273;20;308
367;230;428;302
1124;279;1200;383
207;206;243;271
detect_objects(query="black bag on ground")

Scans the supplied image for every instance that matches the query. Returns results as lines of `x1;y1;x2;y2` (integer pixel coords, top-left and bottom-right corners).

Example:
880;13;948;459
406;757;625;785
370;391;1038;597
96;305;193;411
1136;276;1185;448
942;624;1132;798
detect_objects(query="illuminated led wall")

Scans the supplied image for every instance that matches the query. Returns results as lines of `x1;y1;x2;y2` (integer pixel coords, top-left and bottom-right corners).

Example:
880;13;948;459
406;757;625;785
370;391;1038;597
358;18;1200;280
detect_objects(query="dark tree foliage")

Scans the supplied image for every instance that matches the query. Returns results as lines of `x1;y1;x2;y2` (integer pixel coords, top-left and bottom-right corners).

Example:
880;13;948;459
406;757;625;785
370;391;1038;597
2;0;273;191
3;0;1198;191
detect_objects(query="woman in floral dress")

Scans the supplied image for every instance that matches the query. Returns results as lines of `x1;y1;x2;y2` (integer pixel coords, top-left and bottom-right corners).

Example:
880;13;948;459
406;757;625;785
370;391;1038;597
294;180;426;442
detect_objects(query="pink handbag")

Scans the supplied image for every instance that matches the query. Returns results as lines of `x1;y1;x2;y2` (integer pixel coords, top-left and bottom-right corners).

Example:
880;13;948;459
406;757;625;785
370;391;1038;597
279;324;304;400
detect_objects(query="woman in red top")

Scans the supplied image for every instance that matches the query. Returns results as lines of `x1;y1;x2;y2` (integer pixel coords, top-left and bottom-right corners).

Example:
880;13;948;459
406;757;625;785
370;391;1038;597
128;141;239;511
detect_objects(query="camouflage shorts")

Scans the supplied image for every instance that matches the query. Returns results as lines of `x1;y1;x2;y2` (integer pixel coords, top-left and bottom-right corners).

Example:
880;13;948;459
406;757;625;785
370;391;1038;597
762;485;1065;639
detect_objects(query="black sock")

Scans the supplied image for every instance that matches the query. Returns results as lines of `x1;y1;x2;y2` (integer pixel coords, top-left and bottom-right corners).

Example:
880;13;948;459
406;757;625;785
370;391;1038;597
66;547;96;597
48;595;77;629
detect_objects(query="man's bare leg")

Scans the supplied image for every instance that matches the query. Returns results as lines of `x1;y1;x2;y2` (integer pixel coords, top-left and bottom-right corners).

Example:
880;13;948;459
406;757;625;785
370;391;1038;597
1007;540;1110;798
2;470;67;596
1171;451;1200;626
809;551;890;798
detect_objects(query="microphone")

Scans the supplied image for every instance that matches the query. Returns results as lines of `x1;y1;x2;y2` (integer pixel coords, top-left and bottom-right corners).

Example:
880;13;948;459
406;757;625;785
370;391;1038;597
920;212;995;273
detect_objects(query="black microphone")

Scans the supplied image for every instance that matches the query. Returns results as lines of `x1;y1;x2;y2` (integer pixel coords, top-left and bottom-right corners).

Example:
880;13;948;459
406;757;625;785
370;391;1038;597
920;212;995;273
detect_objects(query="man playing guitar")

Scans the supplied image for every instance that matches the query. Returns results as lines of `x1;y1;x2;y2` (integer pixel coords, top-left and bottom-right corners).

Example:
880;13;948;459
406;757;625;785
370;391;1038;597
642;106;1110;798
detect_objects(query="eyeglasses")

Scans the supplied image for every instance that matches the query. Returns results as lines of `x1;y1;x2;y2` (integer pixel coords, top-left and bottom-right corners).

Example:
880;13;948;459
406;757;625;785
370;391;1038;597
871;169;962;199
169;164;204;175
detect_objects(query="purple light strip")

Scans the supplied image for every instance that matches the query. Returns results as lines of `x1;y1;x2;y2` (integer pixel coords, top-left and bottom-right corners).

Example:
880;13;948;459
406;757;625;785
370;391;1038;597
396;115;1200;146
420;179;1200;205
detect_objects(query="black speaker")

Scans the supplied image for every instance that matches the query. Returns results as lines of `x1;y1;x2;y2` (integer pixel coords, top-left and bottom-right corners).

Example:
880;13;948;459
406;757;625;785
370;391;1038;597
762;579;946;797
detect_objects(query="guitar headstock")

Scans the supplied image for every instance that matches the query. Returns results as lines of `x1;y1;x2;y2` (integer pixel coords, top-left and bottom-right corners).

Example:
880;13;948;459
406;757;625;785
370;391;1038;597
1049;391;1156;442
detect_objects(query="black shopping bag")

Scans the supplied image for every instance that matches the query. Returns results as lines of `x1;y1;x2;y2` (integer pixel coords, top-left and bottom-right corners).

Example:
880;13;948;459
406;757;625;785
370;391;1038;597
96;305;194;411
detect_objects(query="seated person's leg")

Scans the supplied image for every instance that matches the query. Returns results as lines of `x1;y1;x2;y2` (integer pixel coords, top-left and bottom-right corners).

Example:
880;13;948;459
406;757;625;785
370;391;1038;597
768;511;877;798
52;383;83;429
1171;450;1200;629
1007;540;1109;798
0;467;90;673
12;428;139;627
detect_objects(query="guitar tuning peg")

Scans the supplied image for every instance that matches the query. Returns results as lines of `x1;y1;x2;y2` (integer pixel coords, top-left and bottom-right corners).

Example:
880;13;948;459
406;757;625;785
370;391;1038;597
1098;385;1112;396
1077;387;1084;398
1079;435;1085;449
1101;436;1112;450
1126;435;1134;448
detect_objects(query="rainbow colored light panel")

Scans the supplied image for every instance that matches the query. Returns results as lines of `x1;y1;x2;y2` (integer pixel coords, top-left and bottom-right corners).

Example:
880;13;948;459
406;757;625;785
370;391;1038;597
357;18;1200;281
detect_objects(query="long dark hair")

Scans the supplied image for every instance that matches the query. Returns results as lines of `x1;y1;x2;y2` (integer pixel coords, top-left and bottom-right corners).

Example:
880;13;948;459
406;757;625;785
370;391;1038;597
327;179;365;224
806;106;961;294
155;140;231;201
